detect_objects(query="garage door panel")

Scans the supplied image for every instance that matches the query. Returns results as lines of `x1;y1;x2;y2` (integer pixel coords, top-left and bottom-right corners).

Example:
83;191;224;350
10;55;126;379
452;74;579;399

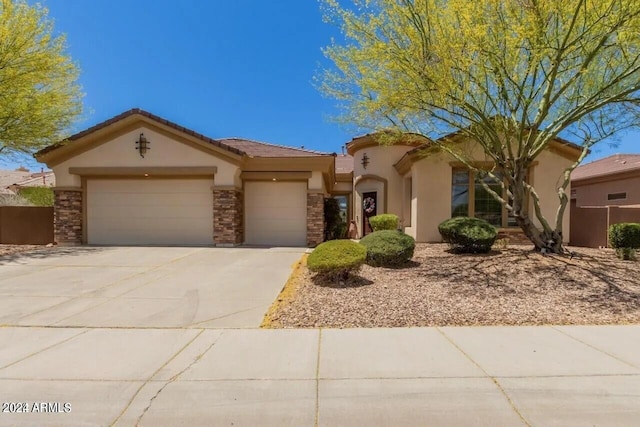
244;181;307;246
87;179;213;245
247;218;306;230
249;206;306;219
89;205;211;219
90;193;211;208
247;194;305;207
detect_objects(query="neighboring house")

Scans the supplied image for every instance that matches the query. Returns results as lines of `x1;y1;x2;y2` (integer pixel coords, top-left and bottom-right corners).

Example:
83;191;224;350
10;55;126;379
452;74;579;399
7;171;55;193
571;154;640;207
0;168;55;196
35;108;581;247
569;154;640;248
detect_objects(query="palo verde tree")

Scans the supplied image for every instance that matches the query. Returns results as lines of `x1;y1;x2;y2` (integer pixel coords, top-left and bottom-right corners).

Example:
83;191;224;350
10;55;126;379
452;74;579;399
320;0;640;253
0;0;82;158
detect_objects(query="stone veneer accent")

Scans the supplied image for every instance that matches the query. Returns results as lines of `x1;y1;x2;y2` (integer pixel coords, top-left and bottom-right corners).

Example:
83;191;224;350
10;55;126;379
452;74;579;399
54;189;83;245
213;189;243;245
307;192;324;247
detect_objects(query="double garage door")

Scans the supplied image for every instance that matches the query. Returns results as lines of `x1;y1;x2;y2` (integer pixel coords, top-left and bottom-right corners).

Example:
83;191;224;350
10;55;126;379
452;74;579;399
87;179;214;245
86;179;307;246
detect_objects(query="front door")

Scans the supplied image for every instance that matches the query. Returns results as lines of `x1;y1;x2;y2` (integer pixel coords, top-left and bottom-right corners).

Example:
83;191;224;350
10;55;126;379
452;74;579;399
362;191;377;236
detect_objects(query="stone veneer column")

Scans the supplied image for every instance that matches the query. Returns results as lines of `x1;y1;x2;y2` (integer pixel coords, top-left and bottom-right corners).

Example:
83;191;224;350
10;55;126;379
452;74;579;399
307;192;324;247
54;189;83;245
213;188;243;246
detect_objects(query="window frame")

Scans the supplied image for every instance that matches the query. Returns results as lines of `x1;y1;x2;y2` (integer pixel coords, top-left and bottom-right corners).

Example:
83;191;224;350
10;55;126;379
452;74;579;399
451;167;528;229
331;193;351;224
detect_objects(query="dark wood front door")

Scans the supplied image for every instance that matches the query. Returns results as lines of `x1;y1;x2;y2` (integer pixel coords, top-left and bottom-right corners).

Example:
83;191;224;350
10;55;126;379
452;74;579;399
362;191;377;236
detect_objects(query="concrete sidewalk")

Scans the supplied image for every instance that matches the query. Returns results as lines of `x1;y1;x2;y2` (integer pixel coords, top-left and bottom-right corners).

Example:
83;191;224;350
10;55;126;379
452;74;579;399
0;325;638;426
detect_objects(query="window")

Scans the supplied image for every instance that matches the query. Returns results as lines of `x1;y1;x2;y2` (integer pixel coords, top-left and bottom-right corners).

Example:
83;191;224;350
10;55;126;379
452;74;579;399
333;195;349;223
451;169;523;228
607;192;626;201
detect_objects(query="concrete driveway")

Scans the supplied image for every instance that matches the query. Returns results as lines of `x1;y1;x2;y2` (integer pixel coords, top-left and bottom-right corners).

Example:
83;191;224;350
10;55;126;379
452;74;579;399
2;247;639;426
0;246;306;328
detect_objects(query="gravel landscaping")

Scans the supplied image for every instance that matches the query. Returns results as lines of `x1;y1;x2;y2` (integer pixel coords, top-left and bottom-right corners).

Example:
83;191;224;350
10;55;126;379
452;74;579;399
0;244;52;258
264;243;640;328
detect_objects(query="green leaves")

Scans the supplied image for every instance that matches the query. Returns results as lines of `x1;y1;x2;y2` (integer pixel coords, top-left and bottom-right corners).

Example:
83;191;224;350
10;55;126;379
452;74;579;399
320;0;640;251
0;0;82;156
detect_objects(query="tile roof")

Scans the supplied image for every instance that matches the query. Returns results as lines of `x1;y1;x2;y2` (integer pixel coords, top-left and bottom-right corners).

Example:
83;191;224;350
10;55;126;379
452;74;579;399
36;109;245;157
335;154;354;173
218;138;332;157
13;172;55;187
572;154;640;181
36;108;333;159
0;170;55;189
0;170;32;188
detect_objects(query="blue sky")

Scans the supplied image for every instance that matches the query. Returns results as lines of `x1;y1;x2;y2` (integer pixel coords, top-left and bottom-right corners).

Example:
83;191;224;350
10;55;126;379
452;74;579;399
11;0;639;170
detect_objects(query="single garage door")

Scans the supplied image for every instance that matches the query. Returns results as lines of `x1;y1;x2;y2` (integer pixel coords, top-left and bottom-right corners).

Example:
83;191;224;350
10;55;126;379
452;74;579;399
244;181;307;246
87;179;213;245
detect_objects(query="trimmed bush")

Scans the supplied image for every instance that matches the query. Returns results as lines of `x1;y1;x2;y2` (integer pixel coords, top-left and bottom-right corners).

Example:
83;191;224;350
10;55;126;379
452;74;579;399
369;214;399;231
307;239;366;280
18;187;54;206
609;223;640;260
438;216;497;254
359;230;415;267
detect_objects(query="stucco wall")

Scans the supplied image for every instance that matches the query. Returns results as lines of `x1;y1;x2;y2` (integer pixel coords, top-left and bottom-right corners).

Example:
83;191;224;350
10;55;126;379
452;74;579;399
332;181;353;193
573;175;640;207
410;153;454;242
406;145;574;243
352;145;414;233
53;126;240;187
308;171;327;194
532;149;573;243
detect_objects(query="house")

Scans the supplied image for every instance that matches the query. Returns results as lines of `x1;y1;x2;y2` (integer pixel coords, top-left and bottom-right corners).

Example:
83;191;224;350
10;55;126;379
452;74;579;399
569;154;640;248
571;154;640;207
35;108;581;247
0;168;55;197
345;131;580;243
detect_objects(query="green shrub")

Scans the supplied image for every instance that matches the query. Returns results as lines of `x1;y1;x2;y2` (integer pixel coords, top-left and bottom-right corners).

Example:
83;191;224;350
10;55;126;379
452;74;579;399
359;230;415;267
609;223;640;249
615;248;636;261
18;187;54;206
307;239;366;280
438;216;497;254
369;214;399;231
609;223;640;260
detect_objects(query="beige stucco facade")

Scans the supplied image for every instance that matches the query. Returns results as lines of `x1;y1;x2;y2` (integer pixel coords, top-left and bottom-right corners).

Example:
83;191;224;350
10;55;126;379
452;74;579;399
36;109;333;247
36;108;581;247
352;145;415;231
341;134;579;243
52;125;241;188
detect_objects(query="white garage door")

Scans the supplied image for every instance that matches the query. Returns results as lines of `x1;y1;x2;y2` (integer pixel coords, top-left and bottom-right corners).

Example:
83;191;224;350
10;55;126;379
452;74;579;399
244;181;307;246
87;179;213;245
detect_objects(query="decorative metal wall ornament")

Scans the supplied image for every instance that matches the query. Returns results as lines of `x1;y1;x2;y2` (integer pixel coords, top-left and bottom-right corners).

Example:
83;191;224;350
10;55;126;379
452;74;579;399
361;153;369;169
135;133;151;158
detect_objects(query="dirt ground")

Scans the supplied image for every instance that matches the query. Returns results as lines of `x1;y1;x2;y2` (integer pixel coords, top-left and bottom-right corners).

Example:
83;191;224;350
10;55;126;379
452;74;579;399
0;244;51;257
264;244;640;328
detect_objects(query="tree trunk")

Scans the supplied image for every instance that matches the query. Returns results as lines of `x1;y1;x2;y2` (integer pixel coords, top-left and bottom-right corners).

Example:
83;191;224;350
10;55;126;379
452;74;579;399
516;216;564;253
510;169;564;254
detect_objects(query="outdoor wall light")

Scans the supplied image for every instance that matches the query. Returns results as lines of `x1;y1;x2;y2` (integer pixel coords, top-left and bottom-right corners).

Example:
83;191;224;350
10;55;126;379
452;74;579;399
135;133;150;158
361;153;370;169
